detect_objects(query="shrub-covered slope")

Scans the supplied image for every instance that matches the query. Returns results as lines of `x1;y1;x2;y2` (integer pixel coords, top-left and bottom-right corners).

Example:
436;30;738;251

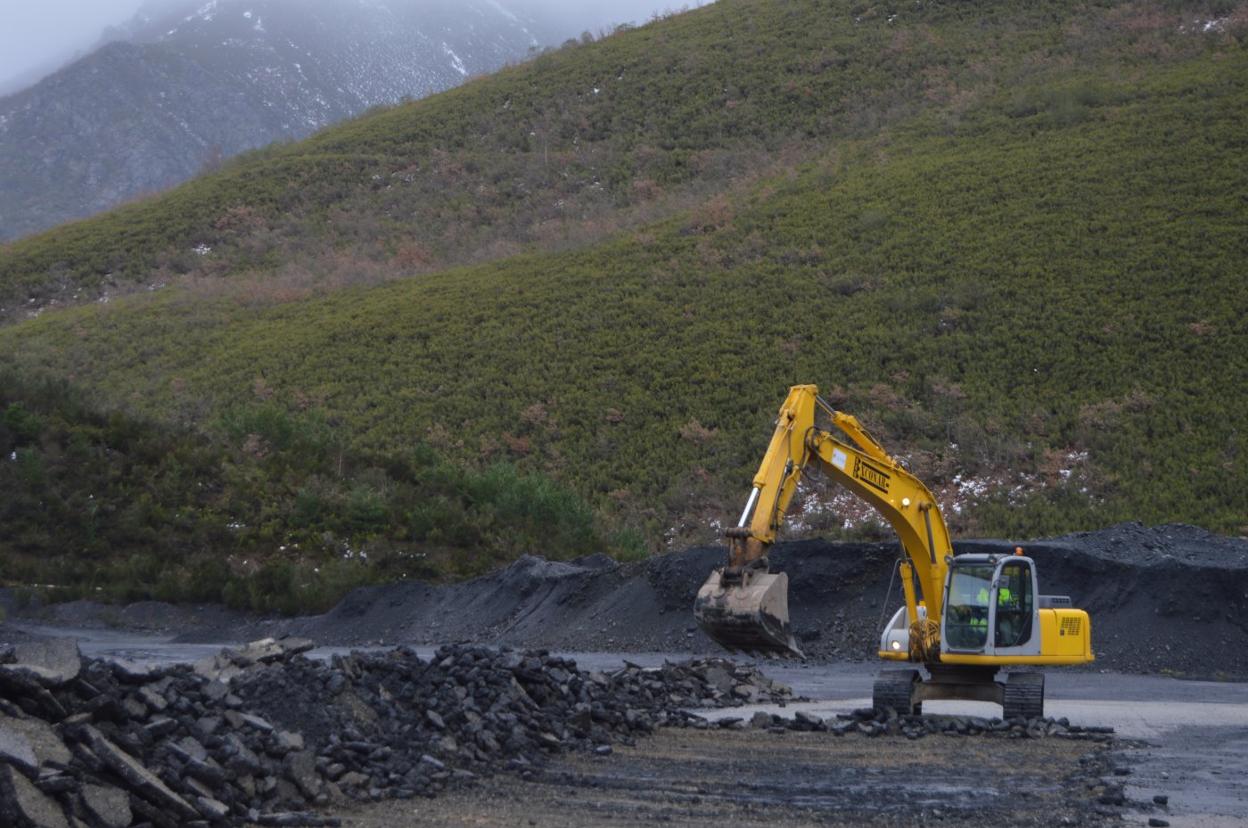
0;369;619;608
1;1;1245;599
6;0;1221;314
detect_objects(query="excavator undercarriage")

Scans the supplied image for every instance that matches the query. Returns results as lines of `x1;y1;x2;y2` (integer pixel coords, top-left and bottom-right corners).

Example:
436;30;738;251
873;667;1046;720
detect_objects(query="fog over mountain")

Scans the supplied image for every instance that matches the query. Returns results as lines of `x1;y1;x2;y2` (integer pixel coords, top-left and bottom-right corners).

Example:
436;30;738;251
0;0;704;93
0;1;146;95
0;0;709;240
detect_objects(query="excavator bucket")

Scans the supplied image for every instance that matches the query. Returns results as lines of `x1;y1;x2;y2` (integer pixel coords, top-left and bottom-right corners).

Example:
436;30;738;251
694;569;804;658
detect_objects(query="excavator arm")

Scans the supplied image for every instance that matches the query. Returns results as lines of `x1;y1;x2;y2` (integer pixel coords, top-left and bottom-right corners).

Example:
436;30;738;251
696;385;953;658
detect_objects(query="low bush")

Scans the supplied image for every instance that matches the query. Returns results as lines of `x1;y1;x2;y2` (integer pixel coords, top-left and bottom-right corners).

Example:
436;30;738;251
0;368;620;612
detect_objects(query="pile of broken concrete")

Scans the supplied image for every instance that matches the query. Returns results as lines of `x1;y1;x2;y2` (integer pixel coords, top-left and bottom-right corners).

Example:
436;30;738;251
0;636;794;827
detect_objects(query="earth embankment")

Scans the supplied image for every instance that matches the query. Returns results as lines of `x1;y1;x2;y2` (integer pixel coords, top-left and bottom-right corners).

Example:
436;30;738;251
11;523;1247;679
288;523;1248;678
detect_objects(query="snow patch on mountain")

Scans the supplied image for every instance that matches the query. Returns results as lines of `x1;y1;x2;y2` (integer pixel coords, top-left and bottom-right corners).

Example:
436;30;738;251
443;43;468;76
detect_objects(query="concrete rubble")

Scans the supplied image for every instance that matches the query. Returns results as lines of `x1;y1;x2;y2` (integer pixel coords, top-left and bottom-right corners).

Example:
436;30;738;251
0;635;794;826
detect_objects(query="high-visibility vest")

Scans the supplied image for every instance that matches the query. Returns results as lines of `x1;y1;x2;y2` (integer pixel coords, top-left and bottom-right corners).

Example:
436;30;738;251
977;587;1014;606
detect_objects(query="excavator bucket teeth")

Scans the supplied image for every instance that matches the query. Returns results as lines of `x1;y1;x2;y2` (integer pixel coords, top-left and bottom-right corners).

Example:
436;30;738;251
694;569;804;658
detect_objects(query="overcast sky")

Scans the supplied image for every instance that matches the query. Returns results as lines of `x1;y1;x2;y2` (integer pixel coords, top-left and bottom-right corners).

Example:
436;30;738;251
0;0;706;93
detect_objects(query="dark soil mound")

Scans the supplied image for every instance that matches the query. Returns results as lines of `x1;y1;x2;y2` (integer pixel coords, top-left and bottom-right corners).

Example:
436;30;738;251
162;523;1247;680
9;524;1245;680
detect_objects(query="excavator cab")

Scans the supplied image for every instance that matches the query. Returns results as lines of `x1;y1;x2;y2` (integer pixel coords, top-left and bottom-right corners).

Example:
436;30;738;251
941;554;1040;655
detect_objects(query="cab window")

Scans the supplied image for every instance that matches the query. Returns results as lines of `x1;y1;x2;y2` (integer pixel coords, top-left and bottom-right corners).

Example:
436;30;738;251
994;561;1033;647
945;564;994;650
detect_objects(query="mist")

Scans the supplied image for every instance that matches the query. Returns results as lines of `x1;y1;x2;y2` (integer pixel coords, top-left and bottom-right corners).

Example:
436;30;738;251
0;0;145;93
516;0;707;30
0;0;711;94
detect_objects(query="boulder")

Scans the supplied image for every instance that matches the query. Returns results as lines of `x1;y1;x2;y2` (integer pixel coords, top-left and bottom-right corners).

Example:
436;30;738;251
143;717;177;739
78;725;198;819
0;715;72;776
240;713;274;732
338;771;368;789
79;784;131;828
110;660;159;684
731;684;758;701
701;666;734;694
226;637;315;669
136;686;168;713
286;750;320;799
794;711;824;730
0;717;39;776
0;639;81;688
168;736;208;763
0;763;69;828
275;731;304;753
197;636;316;684
196;795;230;821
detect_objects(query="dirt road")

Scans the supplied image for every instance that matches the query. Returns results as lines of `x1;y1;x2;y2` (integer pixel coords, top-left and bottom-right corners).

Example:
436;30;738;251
334;728;1106;827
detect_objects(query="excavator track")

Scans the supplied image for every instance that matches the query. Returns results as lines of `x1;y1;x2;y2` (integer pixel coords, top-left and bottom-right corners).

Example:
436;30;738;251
1002;672;1045;720
872;669;921;715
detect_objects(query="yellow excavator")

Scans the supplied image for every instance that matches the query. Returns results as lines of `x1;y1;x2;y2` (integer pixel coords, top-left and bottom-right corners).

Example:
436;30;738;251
694;384;1093;718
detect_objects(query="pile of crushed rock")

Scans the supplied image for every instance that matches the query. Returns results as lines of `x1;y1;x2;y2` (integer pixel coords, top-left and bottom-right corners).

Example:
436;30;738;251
0;634;794;827
59;522;1229;680
10;524;1244;680
721;707;1115;741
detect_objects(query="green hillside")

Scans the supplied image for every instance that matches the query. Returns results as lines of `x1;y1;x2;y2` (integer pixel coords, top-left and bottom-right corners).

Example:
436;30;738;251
3;0;1209;312
2;0;1246;606
0;368;619;609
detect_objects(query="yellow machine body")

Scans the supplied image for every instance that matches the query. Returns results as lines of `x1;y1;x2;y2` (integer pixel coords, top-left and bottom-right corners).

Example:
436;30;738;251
881;608;1092;664
695;384;1095;716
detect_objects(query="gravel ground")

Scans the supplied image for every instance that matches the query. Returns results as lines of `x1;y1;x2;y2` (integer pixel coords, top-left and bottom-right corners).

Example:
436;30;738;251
330;728;1116;827
1118;726;1248;828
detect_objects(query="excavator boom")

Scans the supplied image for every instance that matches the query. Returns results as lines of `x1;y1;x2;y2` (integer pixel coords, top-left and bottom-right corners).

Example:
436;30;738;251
695;384;953;658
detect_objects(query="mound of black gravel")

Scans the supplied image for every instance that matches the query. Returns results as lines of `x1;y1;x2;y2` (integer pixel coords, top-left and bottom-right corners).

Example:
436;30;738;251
1051;523;1248;568
250;522;1245;679
7;523;1245;680
228;644;797;796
